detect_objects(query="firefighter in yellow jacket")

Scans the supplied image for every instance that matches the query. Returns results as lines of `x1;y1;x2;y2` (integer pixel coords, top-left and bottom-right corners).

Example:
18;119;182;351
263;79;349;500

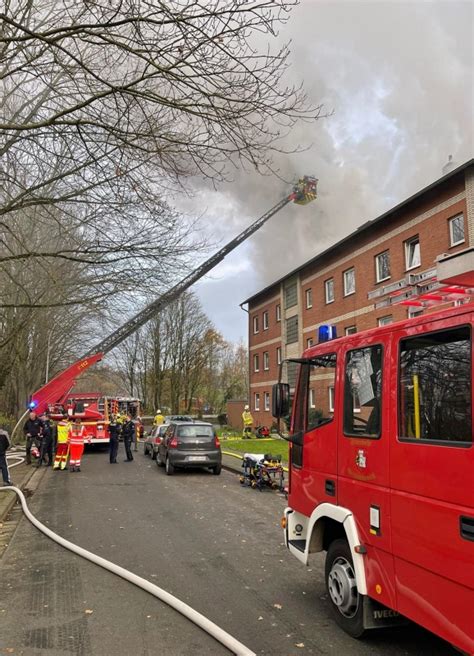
242;405;254;439
53;418;70;470
153;410;164;427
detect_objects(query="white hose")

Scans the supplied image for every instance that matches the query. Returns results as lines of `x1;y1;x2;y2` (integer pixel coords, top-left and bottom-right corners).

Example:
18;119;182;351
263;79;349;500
0;480;255;656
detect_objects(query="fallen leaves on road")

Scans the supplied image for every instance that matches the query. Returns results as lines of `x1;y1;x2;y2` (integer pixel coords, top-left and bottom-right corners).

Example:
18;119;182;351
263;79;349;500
273;603;282;610
84;609;93;615
295;643;305;648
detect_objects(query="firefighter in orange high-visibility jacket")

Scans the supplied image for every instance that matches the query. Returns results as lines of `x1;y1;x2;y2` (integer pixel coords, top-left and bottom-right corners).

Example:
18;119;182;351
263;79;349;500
242;405;254;439
53;419;70;470
68;418;91;472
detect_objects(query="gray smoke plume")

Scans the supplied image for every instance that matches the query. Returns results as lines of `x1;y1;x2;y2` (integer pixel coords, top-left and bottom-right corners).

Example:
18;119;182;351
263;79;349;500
174;0;473;340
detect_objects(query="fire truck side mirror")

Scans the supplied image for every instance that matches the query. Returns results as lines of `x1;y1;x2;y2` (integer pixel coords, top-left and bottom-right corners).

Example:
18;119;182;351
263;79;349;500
272;383;290;419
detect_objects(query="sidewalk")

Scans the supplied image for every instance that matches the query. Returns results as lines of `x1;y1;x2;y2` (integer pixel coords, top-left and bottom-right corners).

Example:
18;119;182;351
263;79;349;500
0;460;43;524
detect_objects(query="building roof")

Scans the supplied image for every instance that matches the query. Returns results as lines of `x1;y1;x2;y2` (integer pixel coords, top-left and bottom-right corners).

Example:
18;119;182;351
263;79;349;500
241;158;473;306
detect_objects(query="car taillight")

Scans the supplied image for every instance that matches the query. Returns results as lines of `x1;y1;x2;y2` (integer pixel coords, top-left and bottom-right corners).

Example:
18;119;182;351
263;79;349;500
214;435;220;447
169;437;178;448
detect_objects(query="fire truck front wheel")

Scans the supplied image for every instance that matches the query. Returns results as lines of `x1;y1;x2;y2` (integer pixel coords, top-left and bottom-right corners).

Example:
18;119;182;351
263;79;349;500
325;539;365;639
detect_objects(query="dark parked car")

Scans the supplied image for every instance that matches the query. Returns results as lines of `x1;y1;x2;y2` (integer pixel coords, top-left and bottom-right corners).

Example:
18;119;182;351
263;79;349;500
156;421;221;475
144;424;168;459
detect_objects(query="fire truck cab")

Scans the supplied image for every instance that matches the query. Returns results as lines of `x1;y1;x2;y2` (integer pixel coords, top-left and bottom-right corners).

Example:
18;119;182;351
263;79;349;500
273;252;474;654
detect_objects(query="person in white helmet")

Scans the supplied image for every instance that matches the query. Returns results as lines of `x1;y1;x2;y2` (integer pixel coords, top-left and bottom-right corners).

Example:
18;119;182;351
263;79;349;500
153;409;164;427
242;404;254;439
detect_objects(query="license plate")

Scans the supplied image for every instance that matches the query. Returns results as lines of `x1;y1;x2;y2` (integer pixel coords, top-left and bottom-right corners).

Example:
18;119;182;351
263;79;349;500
187;456;206;462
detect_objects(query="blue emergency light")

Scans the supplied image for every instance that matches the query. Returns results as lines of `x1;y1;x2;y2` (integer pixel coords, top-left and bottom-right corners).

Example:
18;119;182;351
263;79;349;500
28;400;38;410
318;325;337;343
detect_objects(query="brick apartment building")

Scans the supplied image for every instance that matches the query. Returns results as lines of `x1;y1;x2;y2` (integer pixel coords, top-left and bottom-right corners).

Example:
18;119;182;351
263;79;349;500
241;159;474;427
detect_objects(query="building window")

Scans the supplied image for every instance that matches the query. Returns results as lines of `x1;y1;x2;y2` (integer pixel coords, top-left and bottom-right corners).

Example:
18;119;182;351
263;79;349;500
264;392;270;411
375;250;390;283
449;214;465;247
253;353;259;372
276;304;281;322
306;337;314;348
263;311;269;330
284;279;298;309
287;360;299;389
343;268;356;296
325;278;334;304
408;307;423;319
345;326;357;335
286;315;298;344
378;315;393;326
254;393;260;411
253;316;259;334
399;326;471;444
309;388;315;408
329;385;335;412
305;288;313;309
405;236;420;270
276;346;282;365
263;351;269;370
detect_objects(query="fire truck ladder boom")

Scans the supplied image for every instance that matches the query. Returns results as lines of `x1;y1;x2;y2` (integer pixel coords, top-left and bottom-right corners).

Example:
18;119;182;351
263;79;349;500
84;177;318;358
25;177;317;419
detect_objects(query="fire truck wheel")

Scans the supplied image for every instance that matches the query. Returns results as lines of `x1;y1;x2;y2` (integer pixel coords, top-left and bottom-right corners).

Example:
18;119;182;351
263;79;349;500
165;456;174;476
325;539;365;638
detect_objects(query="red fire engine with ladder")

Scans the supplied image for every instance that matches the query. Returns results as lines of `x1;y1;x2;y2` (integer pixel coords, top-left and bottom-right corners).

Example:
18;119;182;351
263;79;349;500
273;246;474;654
22;177;318;442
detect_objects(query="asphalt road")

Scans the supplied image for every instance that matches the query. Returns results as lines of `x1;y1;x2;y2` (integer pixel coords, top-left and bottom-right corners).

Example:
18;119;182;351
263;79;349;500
0;446;456;656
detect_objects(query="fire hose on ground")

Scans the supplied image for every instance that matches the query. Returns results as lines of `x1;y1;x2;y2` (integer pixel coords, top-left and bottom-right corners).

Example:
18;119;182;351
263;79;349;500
1;452;256;656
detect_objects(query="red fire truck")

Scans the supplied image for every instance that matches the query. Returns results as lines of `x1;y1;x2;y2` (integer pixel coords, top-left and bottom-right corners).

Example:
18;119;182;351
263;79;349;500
46;394;141;444
273;248;474;654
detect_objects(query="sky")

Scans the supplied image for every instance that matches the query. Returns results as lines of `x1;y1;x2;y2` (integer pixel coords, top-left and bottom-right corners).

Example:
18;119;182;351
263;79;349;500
172;0;473;344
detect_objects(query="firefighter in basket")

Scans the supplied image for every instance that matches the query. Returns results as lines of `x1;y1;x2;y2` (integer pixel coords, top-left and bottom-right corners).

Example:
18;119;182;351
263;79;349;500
242;405;254;439
68;417;91;472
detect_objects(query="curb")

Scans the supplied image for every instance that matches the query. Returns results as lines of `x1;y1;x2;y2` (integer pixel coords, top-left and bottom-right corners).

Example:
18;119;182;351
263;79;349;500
0;465;45;524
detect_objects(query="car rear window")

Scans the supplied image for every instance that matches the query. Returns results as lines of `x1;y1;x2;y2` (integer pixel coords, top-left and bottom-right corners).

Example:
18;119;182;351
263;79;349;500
177;425;213;438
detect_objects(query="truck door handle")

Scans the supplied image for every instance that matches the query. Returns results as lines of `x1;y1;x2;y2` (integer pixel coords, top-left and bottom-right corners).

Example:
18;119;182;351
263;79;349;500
460;516;474;541
325;479;336;496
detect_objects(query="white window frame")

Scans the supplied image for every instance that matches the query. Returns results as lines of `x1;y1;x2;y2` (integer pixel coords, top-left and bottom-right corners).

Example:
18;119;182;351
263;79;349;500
309;388;315;408
405;236;421;271
343;268;355;297
408;307;423;319
378;315;393;327
449;214;465;247
306;337;314;349
375;250;390;283
329;386;335;413
263;311;269;330
264;392;270;411
253;353;259;372
276;304;281;322
305;288;313;309
253;316;259;334
254;393;260;411
345;326;356;335
263;351;269;371
325;278;334;304
276;346;282;365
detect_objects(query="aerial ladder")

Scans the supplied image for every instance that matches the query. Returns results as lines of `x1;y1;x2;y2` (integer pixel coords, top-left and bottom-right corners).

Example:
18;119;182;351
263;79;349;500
25;177;318;416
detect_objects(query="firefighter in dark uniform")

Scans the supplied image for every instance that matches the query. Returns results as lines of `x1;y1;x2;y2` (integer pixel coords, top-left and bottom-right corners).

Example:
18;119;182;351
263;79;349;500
23;411;44;465
121;413;135;462
39;413;55;466
108;415;121;464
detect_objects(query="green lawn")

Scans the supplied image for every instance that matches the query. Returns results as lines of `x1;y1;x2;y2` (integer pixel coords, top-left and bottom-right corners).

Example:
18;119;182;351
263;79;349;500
222;438;289;463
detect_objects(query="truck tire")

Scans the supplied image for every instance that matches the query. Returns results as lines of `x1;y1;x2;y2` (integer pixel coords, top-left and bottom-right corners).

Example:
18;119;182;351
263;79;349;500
325;539;365;638
165;456;174;476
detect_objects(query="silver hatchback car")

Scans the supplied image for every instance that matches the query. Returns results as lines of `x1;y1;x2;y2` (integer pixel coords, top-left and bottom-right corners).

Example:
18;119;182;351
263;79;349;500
156;421;222;475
